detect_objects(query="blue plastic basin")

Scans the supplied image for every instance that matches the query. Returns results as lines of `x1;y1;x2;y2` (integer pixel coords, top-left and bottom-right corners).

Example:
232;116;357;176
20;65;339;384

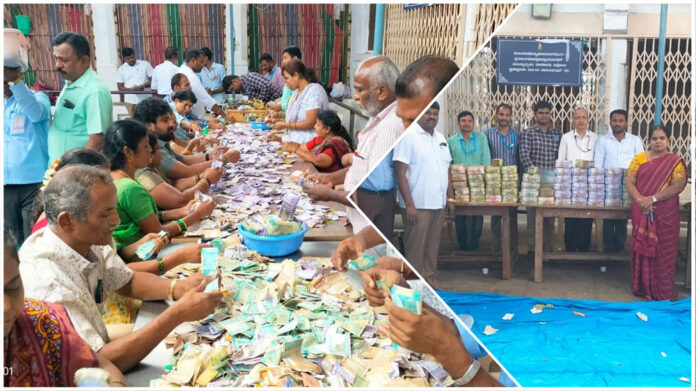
249;121;271;130
237;221;308;257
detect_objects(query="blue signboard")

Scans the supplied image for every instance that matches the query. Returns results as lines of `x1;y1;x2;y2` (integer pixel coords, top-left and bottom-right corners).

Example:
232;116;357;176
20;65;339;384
404;4;432;10
497;39;583;86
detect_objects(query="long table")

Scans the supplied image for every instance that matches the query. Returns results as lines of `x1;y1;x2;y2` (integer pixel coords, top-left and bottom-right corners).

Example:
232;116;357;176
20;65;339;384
439;202;519;279
529;204;692;283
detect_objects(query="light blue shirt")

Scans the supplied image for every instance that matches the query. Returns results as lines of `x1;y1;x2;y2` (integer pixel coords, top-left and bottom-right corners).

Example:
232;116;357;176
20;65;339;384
197;62;226;103
4;82;50;184
169;102;207;141
359;150;395;192
454;319;518;387
593;132;645;169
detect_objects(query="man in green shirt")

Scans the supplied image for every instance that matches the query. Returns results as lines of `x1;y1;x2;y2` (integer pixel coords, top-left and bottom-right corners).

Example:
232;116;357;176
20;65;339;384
49;31;112;164
447;110;491;251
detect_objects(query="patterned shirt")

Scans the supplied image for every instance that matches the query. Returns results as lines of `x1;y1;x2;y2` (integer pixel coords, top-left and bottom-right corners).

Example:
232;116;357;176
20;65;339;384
485;126;520;166
519;125;562;171
240;72;282;102
18;227;134;351
345;101;404;233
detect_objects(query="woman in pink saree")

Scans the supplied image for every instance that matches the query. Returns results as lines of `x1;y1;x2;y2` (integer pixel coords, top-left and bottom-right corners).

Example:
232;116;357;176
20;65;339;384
4;229;126;387
624;125;687;300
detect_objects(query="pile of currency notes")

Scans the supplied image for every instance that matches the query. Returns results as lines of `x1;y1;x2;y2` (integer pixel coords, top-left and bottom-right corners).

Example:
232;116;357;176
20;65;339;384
571;167;589;206
501;165;518;203
484;166;502;203
467;166;486;203
198;124;347;235
587;167;605;206
621;169;632;207
155;244;455;388
450;164;469;202
520;166;540;204
604;168;623;207
554;160;573;206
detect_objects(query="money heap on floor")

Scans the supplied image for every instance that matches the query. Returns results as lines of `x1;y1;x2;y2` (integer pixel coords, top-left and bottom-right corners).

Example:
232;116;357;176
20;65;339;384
450;164;469;202
603;168;623;207
484;165;502;203
587;167;605;206
501;165;518;203
155;245;454;388
553;160;573;206
520;166;541;204
621;169;632;207
467;165;486;203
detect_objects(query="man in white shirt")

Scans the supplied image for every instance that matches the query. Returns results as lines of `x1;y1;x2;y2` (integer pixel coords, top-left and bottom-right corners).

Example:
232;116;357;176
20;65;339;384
594;109;645;252
393;102;454;287
116;47;152;117
179;48;227;119
558;108;598;252
150;46;180;98
19;165;222;372
198;47;226;103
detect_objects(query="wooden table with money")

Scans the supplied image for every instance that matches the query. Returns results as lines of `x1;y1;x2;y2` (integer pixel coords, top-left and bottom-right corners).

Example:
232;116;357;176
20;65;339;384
170;127;352;244
439;202;519;280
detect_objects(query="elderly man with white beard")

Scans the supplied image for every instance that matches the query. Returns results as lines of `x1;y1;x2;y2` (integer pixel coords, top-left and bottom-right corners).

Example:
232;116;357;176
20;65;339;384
303;56;403;242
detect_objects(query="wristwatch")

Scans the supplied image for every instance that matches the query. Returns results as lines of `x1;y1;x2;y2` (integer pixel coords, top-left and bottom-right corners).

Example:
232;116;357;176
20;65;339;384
452;359;481;386
652;196;658;203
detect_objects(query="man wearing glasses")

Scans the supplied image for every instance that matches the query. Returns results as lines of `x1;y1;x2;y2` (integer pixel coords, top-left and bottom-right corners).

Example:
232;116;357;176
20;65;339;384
558;108;598;252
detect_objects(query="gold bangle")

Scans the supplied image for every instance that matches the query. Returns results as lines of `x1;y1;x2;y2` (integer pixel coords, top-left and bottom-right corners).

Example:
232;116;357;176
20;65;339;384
400;260;405;275
168;279;178;301
198;178;210;189
183;149;191;155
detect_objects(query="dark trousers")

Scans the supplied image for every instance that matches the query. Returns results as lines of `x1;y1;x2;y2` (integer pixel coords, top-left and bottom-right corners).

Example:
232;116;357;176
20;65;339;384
355;188;396;241
455;215;483;251
4;183;41;244
603;219;628;252
491;215;502;251
564;218;593;252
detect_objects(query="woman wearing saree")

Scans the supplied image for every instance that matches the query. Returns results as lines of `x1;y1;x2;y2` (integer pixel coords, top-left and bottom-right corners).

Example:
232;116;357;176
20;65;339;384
625;125;687;301
4;229;126;387
270;59;329;144
281;110;353;172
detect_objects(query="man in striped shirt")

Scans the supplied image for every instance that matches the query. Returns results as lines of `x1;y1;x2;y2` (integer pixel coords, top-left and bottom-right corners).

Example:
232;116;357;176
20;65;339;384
303;56;403;241
485;103;520;252
520;100;562;253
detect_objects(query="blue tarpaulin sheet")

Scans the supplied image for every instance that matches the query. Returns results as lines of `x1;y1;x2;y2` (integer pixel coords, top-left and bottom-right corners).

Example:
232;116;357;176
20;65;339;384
436;291;692;387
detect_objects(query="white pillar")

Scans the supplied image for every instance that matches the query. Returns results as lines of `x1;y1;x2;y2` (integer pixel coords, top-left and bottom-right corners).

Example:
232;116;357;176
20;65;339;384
91;4;120;99
435;93;446;135
607;40;628;124
225;4;233;74
603;4;629;134
349;4;372;88
232;4;249;75
462;4;478;65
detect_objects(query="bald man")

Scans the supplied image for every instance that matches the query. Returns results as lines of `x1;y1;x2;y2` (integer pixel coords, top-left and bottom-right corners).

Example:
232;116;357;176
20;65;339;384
558;107;598;252
394;55;460;129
